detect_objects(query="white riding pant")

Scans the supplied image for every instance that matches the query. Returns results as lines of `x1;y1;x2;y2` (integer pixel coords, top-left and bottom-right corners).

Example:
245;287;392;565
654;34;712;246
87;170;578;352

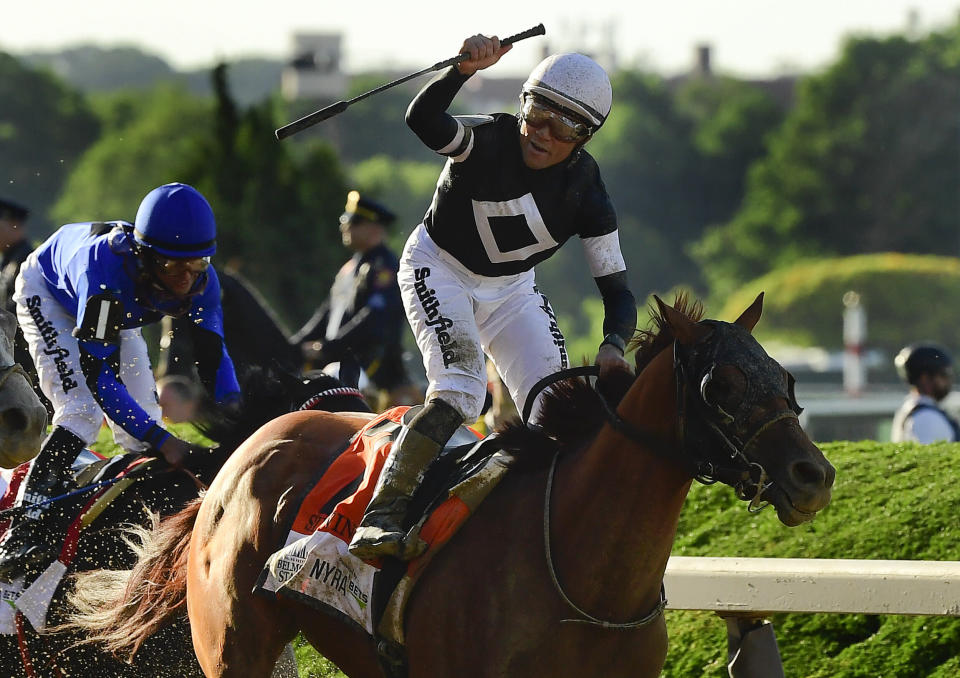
14;254;159;452
399;224;568;423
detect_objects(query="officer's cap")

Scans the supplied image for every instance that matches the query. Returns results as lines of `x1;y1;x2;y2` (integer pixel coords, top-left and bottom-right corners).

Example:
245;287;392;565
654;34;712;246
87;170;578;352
895;342;954;385
340;191;395;228
0;197;29;222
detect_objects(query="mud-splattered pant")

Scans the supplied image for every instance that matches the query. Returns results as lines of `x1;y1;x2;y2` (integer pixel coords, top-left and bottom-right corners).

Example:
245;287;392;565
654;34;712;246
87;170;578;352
399;224;568;423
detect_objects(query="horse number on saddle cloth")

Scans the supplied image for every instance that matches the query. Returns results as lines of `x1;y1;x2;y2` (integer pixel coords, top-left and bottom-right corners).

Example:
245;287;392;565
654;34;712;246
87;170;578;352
257;406;506;636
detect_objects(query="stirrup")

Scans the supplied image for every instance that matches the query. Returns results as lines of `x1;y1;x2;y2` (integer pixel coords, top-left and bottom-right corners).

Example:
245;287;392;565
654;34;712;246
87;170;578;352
348;525;406;560
349;525;427;562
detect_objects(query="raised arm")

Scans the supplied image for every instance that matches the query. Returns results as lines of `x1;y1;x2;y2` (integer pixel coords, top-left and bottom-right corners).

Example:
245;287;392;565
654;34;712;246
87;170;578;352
406;34;512;152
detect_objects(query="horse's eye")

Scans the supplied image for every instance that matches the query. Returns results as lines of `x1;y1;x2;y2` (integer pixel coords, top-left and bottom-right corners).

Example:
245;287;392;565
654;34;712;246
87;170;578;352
703;366;746;411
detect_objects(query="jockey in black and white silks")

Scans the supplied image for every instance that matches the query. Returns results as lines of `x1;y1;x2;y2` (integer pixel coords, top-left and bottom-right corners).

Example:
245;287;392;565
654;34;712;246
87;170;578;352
348;34;637;562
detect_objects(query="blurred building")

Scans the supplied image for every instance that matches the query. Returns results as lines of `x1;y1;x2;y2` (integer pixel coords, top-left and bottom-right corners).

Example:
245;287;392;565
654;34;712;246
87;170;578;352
668;43;797;110
278;23;623;114
281;33;348;101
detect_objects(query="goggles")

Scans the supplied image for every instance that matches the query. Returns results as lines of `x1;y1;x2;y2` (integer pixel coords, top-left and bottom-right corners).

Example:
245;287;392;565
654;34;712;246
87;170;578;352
519;95;593;143
153;254;210;275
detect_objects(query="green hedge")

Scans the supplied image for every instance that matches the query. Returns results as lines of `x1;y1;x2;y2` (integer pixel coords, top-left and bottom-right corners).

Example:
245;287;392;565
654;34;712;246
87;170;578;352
717;253;960;352
663;440;960;677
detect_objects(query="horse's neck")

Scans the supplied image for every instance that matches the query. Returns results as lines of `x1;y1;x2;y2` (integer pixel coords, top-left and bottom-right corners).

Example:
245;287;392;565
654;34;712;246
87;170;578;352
551;347;691;621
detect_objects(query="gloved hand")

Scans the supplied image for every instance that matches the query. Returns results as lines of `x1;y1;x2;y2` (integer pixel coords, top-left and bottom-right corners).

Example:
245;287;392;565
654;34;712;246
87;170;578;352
595;343;633;380
157;436;192;469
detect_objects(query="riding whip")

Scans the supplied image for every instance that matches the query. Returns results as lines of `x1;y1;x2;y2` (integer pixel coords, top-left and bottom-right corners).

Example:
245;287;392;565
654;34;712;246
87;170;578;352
275;23;546;140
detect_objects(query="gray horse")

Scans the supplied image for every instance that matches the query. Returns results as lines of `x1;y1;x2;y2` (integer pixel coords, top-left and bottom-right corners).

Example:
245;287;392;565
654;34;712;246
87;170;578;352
0;307;47;469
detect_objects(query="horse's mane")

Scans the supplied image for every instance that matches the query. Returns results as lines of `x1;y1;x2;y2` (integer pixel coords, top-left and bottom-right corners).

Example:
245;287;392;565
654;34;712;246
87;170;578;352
497;294;704;471
632;293;704;374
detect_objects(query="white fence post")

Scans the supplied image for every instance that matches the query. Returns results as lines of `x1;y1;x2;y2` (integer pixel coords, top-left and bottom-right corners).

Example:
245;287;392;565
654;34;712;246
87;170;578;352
842;291;867;396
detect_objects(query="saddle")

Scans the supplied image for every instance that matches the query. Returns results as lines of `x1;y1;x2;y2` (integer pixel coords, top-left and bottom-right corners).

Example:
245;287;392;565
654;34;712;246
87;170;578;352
256;406;510;670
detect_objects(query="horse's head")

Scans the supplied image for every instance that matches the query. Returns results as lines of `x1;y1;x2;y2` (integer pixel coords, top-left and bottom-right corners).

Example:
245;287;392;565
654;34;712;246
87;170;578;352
0;307;48;468
656;293;835;526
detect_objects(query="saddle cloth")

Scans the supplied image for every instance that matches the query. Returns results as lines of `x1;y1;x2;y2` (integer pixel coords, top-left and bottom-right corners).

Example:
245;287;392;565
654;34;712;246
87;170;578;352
255;406;510;645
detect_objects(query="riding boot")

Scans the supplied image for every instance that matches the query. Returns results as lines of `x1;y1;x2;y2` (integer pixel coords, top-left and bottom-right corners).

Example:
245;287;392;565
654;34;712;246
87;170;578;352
348;399;463;562
0;427;85;582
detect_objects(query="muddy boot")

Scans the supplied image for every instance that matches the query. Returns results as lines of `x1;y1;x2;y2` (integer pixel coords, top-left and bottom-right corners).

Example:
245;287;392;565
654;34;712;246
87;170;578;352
0;427;85;582
348;399;463;561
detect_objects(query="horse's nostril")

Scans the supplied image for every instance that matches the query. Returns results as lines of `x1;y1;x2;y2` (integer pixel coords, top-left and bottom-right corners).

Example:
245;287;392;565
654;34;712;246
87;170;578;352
0;406;29;432
791;459;834;489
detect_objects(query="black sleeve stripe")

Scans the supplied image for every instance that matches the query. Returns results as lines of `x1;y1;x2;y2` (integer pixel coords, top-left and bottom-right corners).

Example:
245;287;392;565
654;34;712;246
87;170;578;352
438;124;473;161
73;293;123;344
436;119;466;154
449;128;475;162
142;424;170;449
77;342;122;394
595;271;637;344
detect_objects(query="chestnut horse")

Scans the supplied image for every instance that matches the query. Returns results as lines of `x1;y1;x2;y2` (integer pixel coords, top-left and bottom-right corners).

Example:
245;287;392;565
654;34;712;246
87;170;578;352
74;294;835;678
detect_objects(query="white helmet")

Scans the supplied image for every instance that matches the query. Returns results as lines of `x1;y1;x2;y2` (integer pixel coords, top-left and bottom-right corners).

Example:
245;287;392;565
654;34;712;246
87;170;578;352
522;53;612;130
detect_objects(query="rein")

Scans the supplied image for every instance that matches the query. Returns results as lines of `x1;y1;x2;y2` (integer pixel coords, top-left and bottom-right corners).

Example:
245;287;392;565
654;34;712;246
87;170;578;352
543;450;668;629
0;476;128;520
533;328;801;628
532;366;670;629
0;461;194;520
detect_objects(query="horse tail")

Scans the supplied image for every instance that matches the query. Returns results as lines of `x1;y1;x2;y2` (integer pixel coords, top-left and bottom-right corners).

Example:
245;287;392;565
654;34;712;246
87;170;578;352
64;497;201;661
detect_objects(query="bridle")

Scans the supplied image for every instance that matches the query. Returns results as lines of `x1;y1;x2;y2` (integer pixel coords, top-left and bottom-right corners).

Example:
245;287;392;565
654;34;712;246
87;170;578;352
539;320;804;630
594;320;803;511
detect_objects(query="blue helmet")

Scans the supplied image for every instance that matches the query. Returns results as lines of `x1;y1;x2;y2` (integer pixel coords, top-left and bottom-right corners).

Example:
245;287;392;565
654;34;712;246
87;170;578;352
133;183;216;258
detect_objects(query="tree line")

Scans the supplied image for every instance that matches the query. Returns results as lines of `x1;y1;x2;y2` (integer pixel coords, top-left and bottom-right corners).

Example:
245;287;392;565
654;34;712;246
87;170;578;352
3;17;959;342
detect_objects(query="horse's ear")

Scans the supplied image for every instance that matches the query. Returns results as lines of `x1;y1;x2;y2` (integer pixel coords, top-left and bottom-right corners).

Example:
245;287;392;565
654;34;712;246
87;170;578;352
655;295;710;346
734;292;764;333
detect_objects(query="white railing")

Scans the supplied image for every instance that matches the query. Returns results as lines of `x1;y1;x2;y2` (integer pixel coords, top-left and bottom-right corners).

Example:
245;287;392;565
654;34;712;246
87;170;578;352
662;557;960;678
664;556;960;616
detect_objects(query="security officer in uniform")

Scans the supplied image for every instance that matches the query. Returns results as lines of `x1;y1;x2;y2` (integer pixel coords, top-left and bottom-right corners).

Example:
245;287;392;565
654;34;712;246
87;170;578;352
291;191;412;404
892;342;959;443
0;197;37;370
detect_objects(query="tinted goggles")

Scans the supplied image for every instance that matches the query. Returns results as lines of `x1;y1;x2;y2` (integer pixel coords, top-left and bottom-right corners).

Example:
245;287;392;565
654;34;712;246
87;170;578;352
519;96;592;143
154;255;210;275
